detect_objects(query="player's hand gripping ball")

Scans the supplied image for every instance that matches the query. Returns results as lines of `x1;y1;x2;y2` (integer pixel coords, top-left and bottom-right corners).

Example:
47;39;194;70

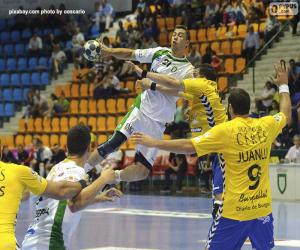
83;40;101;61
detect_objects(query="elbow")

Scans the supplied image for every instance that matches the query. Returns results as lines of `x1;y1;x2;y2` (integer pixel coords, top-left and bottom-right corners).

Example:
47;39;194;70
286;115;292;127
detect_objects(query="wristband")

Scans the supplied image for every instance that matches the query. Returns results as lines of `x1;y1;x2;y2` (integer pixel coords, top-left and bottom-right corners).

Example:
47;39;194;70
84;163;93;173
141;70;148;78
78;179;88;189
150;82;156;91
279;84;289;94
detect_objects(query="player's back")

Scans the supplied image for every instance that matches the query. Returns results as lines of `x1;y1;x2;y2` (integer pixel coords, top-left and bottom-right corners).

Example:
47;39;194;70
22;159;85;250
216;113;286;221
183;78;227;136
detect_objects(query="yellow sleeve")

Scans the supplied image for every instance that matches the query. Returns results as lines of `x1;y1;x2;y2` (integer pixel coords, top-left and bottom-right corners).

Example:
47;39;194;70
183;78;207;96
18;165;47;195
191;125;226;157
262;112;287;138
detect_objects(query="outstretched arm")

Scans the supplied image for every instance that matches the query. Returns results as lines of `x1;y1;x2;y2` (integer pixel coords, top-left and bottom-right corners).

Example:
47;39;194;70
44;180;83;200
131;132;195;154
274;60;292;126
68;167;117;213
136;79;181;96
126;61;184;90
97;40;136;60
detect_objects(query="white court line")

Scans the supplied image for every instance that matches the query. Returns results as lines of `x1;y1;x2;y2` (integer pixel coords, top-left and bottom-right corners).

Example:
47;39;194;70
245;240;300;247
84;208;211;219
198;240;300;247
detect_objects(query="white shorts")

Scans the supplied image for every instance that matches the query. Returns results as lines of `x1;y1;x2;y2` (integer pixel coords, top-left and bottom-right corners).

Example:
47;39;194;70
116;106;165;166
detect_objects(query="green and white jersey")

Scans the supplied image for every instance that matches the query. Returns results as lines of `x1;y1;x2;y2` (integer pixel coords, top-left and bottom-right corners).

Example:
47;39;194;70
135;47;194;124
22;160;86;250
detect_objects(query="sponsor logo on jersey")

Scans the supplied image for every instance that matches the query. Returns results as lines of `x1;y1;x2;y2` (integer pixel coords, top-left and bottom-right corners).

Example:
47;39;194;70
191;127;202;132
124;123;134;135
26;228;36;235
35;208;50;220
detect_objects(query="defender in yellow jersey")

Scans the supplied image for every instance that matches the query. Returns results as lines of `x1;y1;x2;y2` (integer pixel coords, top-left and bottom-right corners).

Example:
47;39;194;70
127;62;227;215
131;61;291;249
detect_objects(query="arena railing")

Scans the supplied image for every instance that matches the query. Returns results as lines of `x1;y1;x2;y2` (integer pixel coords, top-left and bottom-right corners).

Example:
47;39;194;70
240;21;290;93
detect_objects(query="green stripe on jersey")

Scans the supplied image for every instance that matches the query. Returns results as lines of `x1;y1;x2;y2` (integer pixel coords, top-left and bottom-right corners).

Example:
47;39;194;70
166;53;189;63
152;49;170;62
116;94;141;131
49;201;67;250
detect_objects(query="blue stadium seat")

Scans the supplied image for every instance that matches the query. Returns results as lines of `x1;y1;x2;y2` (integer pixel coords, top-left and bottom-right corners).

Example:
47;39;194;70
11;30;20;42
28;57;37;70
7;18;16;27
0;74;10;86
33;28;42;37
1;32;10;43
66;40;72;49
11;73;20;86
4;103;14;117
0;103;4;117
3;44;14;56
54;28;62;37
0;19;6;31
38;57;48;67
48;58;52;67
24;44;29;54
22;29;32;40
15;43;25;55
3;89;13;101
17;58;27;70
41;72;49;85
0;58;5;71
23;88;30;100
43;28;52;36
90;25;100;38
21;73;30;86
6;58;17;71
13;88;22;101
31;72;40;85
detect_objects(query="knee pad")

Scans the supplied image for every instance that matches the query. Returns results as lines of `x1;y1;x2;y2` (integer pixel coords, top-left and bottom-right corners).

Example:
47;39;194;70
97;131;127;158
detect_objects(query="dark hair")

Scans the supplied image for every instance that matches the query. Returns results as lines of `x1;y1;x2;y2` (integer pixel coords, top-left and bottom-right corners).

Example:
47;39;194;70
228;88;251;115
289;59;295;64
174;25;190;40
67;125;91;156
197;64;218;82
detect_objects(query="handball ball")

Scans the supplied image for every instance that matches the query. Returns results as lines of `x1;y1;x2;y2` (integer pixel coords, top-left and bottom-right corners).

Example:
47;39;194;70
83;40;101;61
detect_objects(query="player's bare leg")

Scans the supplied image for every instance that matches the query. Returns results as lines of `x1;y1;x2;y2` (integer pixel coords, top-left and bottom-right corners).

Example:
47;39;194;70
116;162;150;182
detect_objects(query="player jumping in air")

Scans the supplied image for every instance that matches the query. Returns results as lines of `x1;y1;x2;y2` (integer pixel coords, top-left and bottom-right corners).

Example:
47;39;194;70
86;25;194;184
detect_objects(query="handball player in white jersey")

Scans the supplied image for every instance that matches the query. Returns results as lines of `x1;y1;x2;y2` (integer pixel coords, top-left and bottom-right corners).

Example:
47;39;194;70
86;25;194;183
22;125;122;250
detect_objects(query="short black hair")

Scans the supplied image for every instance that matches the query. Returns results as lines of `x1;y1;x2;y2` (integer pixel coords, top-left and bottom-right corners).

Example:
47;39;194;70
67;125;91;156
197;64;218;82
174;25;189;40
228;88;251;115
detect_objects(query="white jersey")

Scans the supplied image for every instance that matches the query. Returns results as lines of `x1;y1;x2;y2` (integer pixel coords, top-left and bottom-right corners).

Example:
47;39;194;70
135;47;194;123
22;160;86;250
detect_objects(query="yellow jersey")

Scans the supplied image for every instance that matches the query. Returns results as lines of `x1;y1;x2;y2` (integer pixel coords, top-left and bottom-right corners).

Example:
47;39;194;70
0;162;47;250
191;112;286;221
183;78;227;137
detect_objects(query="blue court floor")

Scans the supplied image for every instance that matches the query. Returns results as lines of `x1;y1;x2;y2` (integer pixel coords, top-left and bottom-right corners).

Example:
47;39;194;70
16;195;300;250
